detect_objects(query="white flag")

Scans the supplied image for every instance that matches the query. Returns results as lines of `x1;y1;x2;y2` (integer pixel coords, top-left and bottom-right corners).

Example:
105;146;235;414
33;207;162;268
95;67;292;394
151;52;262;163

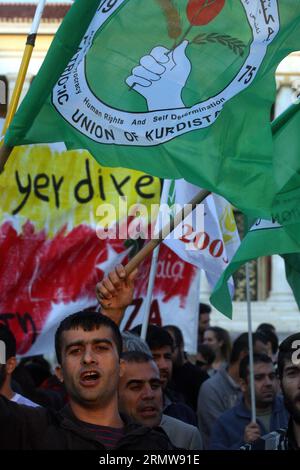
158;179;240;292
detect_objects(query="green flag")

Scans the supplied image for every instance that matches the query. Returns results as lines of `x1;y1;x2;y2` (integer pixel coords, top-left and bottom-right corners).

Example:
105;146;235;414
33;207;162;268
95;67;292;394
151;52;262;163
4;0;300;218
269;101;300;233
210;219;300;317
210;96;300;317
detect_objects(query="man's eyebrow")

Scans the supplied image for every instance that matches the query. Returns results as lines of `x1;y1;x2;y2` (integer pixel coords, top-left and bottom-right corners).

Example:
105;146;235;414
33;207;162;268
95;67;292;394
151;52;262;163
126;378;161;387
65;338;113;350
126;379;143;387
65;340;85;351
91;338;113;346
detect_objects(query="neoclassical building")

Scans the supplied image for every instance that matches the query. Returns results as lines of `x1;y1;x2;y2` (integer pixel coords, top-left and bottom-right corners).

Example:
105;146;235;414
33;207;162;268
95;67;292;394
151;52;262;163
0;2;299;336
0;2;70;114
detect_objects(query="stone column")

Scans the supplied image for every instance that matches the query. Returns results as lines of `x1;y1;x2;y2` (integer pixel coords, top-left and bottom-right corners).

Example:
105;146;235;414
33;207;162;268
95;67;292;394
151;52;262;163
268;255;294;302
268;84;296;304
274;85;294;116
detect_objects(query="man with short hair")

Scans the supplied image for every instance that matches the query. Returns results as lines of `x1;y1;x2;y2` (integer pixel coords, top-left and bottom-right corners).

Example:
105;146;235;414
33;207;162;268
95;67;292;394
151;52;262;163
256;325;279;361
118;351;203;450
242;333;300;450
197;331;270;448
210;353;288;449
131;324;173;391
0;324;38;407
131;324;197;426
0;311;174;450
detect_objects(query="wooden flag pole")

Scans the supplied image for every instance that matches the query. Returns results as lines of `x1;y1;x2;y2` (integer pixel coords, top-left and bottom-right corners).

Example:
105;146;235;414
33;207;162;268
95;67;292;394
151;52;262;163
0;0;47;172
140;179;170;341
124;188;210;275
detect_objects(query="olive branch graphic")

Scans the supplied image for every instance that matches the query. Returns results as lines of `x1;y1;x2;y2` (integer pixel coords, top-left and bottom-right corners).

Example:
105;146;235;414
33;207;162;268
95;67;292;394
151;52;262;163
192;32;246;56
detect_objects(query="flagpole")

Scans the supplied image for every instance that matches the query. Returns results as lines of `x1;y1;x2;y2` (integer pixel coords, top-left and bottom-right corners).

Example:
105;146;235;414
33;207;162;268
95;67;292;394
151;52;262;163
245;262;256;423
0;0;47;173
140;179;172;340
125;189;210;275
140;245;160;340
0;144;13;173
2;0;47;137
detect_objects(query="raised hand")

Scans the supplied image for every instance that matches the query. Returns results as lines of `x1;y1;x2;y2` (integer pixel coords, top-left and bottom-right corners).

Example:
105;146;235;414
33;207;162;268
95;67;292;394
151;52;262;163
96;264;138;325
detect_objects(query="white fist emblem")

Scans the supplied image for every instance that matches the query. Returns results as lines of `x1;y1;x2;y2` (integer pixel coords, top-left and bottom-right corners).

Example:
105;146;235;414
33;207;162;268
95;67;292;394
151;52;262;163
126;40;191;110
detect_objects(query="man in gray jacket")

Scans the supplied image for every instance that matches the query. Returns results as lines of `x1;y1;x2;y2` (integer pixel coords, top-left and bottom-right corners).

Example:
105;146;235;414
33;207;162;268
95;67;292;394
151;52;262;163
210;353;288;449
119;350;203;450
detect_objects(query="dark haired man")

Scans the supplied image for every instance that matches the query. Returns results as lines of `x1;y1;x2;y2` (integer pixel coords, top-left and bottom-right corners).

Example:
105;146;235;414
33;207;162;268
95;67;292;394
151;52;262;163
210;353;288;449
130;324;174;391
256;324;279;361
130;324;197;426
119;351;203;449
0;311;173;450
242;332;300;450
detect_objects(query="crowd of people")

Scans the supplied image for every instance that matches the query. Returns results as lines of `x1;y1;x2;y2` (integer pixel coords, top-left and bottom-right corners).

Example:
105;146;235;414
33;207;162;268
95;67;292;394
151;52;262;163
0;265;299;451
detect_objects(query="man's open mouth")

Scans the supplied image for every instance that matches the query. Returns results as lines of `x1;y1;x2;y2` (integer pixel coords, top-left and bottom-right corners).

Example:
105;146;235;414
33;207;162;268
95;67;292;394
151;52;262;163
79;370;101;386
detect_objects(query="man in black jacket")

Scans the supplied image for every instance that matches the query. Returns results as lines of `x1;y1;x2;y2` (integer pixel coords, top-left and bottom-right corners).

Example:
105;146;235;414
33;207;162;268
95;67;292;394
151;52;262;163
0;311;173;450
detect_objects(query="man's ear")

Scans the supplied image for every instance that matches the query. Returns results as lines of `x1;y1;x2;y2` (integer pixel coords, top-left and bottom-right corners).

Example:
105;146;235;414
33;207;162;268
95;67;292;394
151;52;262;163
119;359;125;379
6;356;17;375
55;365;64;383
